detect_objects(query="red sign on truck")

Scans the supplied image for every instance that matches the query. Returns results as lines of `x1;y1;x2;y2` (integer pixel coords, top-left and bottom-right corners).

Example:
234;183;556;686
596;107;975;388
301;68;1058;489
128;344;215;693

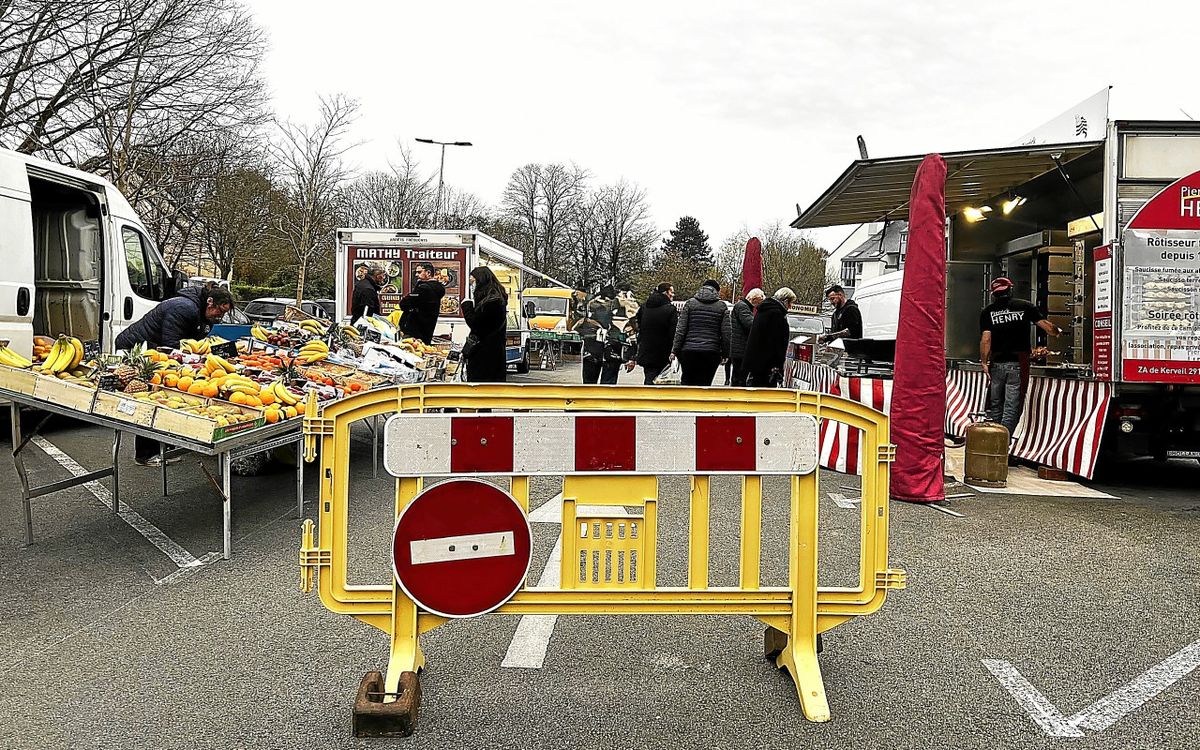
344;245;467;318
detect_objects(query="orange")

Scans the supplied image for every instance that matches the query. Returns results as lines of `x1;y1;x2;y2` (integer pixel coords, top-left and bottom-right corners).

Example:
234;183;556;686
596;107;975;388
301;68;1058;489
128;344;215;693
187;382;205;395
150;373;162;385
258;390;275;406
163;374;178;388
264;408;280;424
243;395;262;408
203;385;218;398
229;392;245;405
283;406;298;419
177;376;192;391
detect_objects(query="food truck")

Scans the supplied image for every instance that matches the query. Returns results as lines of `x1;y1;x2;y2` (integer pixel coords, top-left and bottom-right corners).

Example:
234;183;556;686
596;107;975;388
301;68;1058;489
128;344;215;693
791;118;1200;462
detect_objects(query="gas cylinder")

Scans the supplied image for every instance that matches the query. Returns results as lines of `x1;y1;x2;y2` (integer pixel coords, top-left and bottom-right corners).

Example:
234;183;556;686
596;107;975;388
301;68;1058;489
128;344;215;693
964;421;1009;487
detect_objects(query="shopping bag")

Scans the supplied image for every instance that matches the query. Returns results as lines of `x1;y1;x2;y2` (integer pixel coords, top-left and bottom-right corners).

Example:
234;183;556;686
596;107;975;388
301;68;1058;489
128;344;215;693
654;359;682;385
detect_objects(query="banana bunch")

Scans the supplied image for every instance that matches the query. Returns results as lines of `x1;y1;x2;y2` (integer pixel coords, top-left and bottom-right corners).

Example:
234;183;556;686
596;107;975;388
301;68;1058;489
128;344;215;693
387;309;403;328
0;341;33;368
216;373;263;398
203;353;238;377
250;325;272;342
340;325;360;339
40;335;84;374
296;339;329;365
268;379;299;406
298;319;328;336
180;338;211;355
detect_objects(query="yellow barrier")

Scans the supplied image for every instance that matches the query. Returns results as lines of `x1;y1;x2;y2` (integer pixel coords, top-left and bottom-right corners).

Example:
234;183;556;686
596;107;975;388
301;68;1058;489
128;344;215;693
300;383;905;736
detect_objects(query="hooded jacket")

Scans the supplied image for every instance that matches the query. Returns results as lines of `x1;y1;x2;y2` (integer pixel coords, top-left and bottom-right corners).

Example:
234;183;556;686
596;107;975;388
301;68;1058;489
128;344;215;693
831;299;862;339
115;286;210;350
633;291;678;370
398;278;446;344
672;285;731;357
351;275;381;321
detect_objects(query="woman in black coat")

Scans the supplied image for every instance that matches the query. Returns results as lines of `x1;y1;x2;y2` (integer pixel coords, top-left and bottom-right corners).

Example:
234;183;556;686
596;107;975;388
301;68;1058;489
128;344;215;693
744;288;797;387
460;266;509;383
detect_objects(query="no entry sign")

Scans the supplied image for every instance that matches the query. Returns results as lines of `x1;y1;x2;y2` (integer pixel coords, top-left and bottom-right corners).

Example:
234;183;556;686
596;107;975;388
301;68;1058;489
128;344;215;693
391;479;532;618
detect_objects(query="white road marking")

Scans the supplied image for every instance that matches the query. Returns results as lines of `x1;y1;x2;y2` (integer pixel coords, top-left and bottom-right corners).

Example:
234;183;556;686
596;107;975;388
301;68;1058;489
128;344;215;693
501;535;562;669
926;503;965;518
828;492;858;509
985;638;1200;736
32;436;203;569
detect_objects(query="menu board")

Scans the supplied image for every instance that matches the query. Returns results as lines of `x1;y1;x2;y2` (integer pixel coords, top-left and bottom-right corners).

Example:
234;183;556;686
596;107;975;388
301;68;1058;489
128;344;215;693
1119;229;1200;382
344;245;467;318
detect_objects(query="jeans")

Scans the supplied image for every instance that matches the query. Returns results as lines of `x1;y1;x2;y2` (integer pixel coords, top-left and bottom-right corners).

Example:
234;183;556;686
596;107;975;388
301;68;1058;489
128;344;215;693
730;357;747;386
679;351;722;386
583;359;621;384
987;361;1022;436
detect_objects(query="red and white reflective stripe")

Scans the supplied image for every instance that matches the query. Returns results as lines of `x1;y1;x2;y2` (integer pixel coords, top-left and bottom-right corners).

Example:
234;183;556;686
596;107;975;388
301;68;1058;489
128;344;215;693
817;376;892;474
383;413;820;477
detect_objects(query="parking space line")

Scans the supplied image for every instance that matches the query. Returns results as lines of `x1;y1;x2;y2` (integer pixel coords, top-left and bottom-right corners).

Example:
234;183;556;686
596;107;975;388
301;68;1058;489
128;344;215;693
828;491;858;509
32;436;203;569
501;536;562;669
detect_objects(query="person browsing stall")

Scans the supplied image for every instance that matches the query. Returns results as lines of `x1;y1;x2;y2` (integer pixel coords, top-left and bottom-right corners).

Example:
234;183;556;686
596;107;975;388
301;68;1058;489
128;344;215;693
398;262;446;344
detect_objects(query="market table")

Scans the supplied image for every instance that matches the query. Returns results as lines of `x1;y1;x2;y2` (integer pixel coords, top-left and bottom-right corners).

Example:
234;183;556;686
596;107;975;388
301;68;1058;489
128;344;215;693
3;386;303;560
528;329;581;370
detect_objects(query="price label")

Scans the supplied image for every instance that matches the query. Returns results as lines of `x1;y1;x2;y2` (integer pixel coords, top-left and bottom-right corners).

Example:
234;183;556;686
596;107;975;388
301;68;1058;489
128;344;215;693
211;340;239;359
117;400;138;416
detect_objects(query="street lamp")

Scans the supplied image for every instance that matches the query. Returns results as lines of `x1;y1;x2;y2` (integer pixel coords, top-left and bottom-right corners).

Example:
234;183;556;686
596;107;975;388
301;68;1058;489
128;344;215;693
415;138;472;227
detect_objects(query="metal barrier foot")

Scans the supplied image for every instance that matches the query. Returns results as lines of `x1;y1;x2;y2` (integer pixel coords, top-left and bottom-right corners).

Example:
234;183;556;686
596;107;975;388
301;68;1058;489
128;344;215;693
352;670;421;737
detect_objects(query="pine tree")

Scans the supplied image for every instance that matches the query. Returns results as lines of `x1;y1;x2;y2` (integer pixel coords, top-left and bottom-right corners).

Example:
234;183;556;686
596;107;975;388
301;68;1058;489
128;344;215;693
662;216;713;268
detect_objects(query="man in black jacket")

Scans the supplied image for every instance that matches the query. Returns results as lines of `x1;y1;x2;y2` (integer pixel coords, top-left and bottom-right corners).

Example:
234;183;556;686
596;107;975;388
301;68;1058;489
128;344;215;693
744;287;796;387
820;284;862;342
630;283;678;384
398;263;446;344
115;284;232;351
730;288;764;386
351;266;381;323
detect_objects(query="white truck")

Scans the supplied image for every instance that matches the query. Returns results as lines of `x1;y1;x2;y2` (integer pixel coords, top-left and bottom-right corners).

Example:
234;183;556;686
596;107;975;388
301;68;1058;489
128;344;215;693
0;147;182;358
333;228;561;373
792;118;1200;461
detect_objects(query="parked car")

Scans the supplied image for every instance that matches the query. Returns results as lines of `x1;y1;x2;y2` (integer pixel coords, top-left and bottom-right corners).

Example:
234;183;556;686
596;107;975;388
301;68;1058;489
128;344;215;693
242;297;329;325
314;298;337;319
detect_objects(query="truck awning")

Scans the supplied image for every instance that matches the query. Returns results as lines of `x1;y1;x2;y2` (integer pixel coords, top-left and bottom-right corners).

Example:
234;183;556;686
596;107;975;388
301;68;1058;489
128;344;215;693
791;140;1103;229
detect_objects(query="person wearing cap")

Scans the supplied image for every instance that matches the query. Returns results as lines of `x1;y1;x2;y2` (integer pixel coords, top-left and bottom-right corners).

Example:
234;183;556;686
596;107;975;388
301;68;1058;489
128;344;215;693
979;277;1063;438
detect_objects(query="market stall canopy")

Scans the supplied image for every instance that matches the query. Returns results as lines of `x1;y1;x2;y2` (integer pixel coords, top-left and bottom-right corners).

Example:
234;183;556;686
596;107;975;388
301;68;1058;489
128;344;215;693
791;141;1103;229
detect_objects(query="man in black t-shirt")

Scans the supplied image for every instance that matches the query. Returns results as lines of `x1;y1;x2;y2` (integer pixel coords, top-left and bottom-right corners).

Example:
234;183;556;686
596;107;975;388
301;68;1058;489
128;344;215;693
979;277;1063;438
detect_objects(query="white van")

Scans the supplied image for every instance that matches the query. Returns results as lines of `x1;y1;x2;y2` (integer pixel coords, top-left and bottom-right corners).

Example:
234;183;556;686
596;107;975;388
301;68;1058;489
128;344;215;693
849;271;903;340
0;148;179;359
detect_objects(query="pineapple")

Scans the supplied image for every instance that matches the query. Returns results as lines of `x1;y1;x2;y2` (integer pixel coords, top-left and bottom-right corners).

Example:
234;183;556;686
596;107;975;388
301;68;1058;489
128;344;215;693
274;356;302;385
123;356;159;395
114;343;148;387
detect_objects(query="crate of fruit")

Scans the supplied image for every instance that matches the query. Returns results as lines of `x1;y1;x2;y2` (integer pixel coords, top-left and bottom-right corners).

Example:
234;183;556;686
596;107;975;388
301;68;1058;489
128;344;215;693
148;387;266;444
0;365;39;396
34;374;97;412
92;389;158;427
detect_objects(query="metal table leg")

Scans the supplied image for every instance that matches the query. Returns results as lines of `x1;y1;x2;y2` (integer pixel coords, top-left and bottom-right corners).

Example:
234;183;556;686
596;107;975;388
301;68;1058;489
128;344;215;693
160;441;168;496
111;430;121;513
221;452;232;560
11;403;33;545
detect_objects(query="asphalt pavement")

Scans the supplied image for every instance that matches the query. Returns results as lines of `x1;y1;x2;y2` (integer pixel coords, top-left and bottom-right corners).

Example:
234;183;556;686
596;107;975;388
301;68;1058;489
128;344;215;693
0;365;1197;749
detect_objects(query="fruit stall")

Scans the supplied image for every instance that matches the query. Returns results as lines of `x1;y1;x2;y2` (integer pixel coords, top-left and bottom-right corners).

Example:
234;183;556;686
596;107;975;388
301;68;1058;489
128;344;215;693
0;314;449;559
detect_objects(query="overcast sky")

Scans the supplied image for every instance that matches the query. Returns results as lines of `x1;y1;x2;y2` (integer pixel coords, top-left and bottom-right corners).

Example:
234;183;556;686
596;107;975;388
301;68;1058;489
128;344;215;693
247;0;1200;250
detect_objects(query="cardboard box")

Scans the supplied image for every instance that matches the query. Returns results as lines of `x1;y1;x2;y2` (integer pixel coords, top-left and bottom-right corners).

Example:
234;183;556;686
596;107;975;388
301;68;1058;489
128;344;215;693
92;390;158;427
33;375;97;412
0;365;40;396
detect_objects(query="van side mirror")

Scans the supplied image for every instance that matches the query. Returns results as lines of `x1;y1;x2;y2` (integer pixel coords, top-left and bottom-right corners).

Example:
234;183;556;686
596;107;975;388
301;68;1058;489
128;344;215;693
169;268;189;296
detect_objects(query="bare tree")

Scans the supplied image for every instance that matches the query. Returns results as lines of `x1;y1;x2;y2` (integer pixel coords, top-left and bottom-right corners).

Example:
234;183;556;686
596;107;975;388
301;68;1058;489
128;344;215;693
0;0;267;162
340;147;436;228
501;163;543;269
594;179;657;286
198;165;283;280
718;222;836;305
270;94;359;303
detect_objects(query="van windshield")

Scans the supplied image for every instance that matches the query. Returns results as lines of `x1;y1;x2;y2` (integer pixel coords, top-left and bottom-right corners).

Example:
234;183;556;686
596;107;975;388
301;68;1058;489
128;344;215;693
523;296;568;317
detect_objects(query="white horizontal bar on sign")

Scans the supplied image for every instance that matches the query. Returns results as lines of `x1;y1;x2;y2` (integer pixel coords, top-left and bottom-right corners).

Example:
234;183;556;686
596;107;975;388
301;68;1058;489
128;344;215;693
409;531;516;565
513;414;575;473
384;414;452;477
756;414;819;475
636;414;696;473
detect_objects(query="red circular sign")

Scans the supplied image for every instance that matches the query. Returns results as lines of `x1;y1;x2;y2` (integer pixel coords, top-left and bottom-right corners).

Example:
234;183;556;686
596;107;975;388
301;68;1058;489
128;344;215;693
392;479;532;618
